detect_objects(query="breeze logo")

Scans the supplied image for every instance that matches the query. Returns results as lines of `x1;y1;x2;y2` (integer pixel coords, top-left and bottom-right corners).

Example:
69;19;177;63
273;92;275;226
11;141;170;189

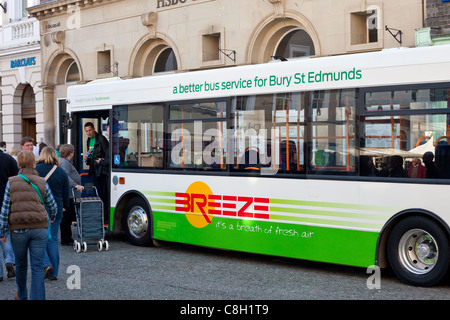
176;181;269;228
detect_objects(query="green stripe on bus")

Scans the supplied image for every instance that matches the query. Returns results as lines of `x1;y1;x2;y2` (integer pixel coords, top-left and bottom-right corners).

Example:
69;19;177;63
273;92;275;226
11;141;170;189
270;198;398;212
141;190;393;229
146;197;176;204
151;204;176;211
269;214;383;229
269;206;388;220
143;191;176;197
142;190;398;214
152;212;379;268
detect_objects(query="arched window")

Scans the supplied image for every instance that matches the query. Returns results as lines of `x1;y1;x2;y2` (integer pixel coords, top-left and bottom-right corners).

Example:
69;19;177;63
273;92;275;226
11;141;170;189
22;85;35;107
65;61;80;83
154;48;178;73
275;29;315;59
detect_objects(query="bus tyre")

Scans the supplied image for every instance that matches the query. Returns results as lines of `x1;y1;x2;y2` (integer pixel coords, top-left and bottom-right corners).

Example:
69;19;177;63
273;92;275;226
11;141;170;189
123;197;153;246
387;216;450;287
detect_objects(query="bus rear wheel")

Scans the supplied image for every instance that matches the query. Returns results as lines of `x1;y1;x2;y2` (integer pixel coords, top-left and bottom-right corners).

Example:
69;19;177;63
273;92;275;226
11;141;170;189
123;197;153;246
387;216;450;287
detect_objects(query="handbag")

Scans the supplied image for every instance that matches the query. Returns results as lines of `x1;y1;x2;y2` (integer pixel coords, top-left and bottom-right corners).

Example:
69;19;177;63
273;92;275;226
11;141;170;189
18;173;52;240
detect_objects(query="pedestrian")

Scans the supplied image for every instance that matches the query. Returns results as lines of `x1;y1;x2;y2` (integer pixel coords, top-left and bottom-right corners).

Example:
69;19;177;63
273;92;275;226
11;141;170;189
0;233;15;281
9;147;18;160
0;146;19;218
95;124;111;227
83;122;109;225
0;151;58;300
423;151;440;179
0;141;6;153
408;158;425;178
19;136;35;153
58;144;84;245
0;147;19;281
39;142;47;155
36;147;70;281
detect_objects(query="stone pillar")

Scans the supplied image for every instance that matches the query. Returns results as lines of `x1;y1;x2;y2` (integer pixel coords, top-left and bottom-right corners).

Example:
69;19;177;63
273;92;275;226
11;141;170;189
0;86;3;141
41;85;56;148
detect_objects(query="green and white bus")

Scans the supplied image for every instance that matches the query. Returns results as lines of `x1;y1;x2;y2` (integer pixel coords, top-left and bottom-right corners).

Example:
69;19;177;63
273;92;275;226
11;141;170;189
67;44;450;287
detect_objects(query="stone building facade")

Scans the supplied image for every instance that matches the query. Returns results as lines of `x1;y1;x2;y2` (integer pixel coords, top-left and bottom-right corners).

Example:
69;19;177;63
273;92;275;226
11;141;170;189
426;0;450;34
1;0;446;147
0;0;41;149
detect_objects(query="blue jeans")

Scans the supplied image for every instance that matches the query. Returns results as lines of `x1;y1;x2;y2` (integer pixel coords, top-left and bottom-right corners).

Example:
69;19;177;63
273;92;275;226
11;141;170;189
44;211;63;277
0;233;15;278
11;228;48;300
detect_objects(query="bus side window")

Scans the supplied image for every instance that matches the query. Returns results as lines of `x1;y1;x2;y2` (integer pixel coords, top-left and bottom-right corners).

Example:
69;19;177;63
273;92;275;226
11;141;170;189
112;104;164;169
310;89;356;175
231;93;306;175
361;87;450;181
279;140;297;172
167;101;227;171
119;137;131;166
436;144;450;179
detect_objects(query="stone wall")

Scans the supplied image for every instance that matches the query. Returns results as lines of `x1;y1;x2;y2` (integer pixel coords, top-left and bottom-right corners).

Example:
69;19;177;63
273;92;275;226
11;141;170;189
426;0;450;35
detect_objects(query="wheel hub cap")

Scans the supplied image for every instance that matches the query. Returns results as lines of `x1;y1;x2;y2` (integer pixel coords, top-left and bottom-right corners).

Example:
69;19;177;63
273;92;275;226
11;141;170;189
398;229;438;275
127;206;148;239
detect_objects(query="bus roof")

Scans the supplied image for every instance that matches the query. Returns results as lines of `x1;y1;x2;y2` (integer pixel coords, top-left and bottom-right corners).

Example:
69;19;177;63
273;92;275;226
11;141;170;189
67;44;450;112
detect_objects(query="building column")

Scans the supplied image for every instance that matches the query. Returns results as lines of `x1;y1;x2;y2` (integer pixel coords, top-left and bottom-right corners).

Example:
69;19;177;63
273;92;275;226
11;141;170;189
0;78;22;149
0;86;3;141
41;84;56;147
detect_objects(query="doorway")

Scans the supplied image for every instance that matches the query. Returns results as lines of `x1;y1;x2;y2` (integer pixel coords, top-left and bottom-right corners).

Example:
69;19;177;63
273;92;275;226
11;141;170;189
21;85;36;142
71;110;110;186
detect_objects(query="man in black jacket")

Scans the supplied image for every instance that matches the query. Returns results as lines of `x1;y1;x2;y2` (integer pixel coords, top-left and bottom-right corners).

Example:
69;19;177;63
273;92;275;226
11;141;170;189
0;146;19;280
0;148;19;206
83;122;110;225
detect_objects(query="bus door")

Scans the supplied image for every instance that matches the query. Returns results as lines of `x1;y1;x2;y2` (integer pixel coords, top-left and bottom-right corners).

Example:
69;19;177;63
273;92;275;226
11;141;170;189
71;110;110;189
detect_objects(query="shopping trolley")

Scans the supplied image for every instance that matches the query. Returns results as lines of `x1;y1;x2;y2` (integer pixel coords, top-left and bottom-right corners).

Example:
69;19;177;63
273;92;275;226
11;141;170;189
72;186;109;252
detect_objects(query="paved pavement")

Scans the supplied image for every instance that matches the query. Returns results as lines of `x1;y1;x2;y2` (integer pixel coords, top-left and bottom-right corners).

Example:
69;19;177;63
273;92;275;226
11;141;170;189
1;231;450;308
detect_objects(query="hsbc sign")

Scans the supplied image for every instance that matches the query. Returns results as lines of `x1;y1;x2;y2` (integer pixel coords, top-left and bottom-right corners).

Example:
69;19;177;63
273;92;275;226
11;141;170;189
156;0;187;8
156;0;213;9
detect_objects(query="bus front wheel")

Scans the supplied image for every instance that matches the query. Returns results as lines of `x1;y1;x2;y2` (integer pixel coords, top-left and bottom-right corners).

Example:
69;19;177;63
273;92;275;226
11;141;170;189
123;197;153;246
387;216;450;287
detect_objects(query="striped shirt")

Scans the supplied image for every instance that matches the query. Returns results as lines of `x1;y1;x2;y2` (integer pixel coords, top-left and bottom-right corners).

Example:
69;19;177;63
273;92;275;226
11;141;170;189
0;181;58;238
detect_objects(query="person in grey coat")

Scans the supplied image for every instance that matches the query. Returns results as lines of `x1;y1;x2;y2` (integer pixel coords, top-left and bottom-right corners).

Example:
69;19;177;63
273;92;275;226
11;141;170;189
58;144;84;245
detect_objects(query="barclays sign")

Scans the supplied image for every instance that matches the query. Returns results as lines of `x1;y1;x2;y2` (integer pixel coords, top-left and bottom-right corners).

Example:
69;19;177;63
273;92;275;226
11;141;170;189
10;57;36;69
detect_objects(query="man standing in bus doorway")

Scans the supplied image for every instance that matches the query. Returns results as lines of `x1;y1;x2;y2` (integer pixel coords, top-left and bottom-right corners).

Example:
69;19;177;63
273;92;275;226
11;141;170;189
83;122;110;227
95;125;110;231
